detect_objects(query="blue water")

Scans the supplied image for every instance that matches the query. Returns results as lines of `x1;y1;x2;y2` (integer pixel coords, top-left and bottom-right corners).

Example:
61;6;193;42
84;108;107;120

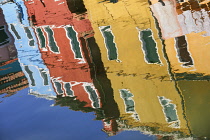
0;88;156;140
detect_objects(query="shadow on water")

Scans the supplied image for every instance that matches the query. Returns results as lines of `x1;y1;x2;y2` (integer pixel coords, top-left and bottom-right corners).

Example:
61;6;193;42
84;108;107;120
86;37;120;119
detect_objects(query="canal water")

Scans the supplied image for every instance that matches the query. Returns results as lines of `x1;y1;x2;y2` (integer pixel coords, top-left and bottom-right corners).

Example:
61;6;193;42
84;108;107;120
1;0;210;140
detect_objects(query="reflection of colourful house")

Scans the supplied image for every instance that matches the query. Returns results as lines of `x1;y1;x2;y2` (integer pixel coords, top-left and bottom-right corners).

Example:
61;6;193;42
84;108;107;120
82;0;191;137
24;0;101;108
0;1;56;98
24;1;120;134
1;0;207;138
0;7;28;95
150;0;210;80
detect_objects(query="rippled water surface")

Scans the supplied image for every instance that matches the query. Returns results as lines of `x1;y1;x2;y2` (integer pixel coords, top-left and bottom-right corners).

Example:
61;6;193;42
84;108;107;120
1;0;210;139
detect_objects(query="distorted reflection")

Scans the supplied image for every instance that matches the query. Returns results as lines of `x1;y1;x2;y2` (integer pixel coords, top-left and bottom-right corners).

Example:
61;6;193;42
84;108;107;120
1;0;210;139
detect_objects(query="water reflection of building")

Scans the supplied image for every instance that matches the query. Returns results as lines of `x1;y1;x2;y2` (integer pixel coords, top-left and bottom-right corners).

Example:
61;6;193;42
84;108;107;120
150;0;210;80
23;0;98;107
0;1;56;98
0;7;28;96
81;0;192;138
22;0;121;135
23;0;120;120
0;0;209;139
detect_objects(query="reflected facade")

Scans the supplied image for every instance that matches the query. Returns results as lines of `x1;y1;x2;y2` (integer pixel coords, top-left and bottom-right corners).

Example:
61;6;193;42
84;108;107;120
1;0;210;139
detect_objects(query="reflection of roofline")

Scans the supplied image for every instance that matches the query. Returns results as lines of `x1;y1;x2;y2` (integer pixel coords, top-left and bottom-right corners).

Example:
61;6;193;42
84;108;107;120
116;119;190;138
29;92;56;100
0;1;14;6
